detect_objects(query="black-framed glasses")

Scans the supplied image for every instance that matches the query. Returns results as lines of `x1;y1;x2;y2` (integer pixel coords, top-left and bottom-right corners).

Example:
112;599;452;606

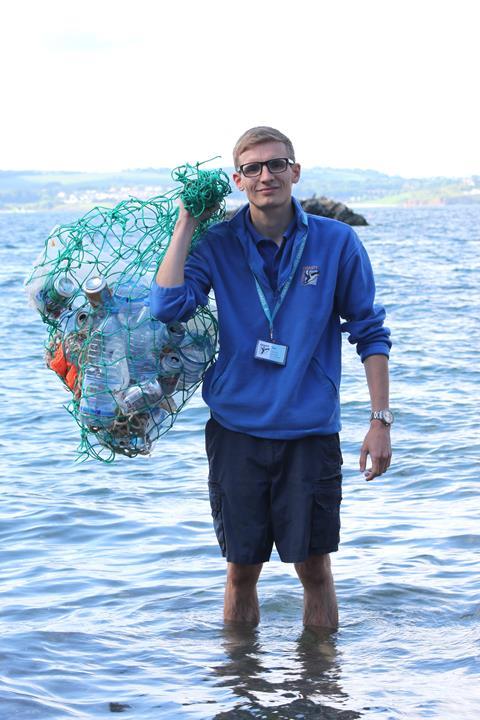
237;157;294;178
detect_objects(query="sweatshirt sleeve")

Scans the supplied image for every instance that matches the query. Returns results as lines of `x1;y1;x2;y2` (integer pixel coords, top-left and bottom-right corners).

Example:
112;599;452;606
150;239;212;323
335;230;392;361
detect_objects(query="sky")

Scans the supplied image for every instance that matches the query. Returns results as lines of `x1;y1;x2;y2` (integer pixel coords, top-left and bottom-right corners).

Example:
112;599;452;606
1;0;478;177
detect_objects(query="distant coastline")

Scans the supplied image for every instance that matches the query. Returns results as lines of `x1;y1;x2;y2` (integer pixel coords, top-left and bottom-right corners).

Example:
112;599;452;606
1;167;478;213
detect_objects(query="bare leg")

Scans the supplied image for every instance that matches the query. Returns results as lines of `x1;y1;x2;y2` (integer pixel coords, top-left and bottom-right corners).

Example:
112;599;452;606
224;562;263;624
295;554;338;630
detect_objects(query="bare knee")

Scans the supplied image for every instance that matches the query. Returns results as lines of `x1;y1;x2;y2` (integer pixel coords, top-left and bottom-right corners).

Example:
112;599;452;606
295;554;332;589
226;562;262;590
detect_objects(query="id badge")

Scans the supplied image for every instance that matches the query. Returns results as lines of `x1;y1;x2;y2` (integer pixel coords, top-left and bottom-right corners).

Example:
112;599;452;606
254;339;288;366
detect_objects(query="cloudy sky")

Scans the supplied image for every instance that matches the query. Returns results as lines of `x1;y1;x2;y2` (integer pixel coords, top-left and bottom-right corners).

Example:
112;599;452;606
1;0;477;177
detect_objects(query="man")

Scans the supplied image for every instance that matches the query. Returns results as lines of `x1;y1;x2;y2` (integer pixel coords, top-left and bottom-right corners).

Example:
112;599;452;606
151;126;392;629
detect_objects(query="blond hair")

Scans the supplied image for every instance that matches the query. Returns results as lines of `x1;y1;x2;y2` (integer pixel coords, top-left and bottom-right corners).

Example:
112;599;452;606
233;126;295;169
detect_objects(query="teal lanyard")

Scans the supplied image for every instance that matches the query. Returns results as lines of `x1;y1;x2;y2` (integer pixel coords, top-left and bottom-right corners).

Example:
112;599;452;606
253;231;308;341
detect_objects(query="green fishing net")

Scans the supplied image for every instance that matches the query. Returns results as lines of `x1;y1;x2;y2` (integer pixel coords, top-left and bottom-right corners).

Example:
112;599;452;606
25;161;231;461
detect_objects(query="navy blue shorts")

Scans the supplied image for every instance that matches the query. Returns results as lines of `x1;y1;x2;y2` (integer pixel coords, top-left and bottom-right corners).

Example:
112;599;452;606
205;417;343;565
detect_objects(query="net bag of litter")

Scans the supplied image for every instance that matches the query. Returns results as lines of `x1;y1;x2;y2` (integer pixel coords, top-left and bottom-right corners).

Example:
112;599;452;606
25;162;231;461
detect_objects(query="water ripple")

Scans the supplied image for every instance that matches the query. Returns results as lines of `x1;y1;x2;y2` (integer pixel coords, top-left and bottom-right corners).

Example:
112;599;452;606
0;206;479;718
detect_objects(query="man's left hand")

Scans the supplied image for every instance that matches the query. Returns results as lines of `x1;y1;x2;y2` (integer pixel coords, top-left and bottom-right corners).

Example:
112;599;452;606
359;423;392;481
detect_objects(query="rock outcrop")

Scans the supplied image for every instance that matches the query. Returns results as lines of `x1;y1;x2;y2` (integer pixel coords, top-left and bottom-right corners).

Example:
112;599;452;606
300;196;368;226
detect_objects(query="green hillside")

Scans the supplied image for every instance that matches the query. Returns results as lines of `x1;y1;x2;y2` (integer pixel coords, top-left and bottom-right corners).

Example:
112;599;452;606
0;167;478;211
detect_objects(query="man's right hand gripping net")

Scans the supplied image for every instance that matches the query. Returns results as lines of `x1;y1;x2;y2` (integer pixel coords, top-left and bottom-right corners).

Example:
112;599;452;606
25;162;231;462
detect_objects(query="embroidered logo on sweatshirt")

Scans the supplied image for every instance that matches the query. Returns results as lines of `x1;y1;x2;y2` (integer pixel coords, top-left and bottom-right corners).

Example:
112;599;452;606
301;266;320;286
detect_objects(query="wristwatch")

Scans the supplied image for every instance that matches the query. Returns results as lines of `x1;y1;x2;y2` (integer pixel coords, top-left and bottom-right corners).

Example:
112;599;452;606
370;409;394;426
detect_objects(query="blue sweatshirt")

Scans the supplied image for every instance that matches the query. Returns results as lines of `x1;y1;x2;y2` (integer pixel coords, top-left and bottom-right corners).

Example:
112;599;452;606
150;198;391;439
244;209;297;291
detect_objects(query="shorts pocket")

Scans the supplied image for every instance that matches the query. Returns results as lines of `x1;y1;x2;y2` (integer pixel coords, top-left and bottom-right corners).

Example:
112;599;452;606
208;480;226;555
315;434;343;479
310;476;342;553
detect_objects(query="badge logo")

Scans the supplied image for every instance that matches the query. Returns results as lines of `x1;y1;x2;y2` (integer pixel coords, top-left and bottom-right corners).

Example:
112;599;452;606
301;265;320;286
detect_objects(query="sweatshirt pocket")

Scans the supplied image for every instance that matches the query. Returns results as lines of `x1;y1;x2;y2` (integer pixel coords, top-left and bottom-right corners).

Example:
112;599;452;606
210;358;230;395
311;358;338;398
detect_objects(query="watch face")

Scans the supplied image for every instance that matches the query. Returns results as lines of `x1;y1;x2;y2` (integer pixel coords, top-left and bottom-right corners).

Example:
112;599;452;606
383;410;394;425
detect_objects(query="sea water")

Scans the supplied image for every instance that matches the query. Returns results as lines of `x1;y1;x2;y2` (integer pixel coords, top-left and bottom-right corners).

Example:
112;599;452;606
0;205;479;719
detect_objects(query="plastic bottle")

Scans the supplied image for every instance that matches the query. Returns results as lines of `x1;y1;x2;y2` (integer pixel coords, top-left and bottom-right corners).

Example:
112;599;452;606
79;308;130;428
126;299;158;383
145;406;169;442
113;280;150;328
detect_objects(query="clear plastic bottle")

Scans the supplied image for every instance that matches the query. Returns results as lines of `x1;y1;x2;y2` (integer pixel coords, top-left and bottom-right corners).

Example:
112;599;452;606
126;299;158;383
145;406;169;443
79;308;130;428
113;280;150;328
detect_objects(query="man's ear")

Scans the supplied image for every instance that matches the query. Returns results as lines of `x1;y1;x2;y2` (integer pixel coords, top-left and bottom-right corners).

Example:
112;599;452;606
232;171;245;192
291;163;301;185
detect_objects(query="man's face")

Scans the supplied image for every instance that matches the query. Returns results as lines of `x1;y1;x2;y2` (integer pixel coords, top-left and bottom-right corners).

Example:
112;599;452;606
232;141;301;211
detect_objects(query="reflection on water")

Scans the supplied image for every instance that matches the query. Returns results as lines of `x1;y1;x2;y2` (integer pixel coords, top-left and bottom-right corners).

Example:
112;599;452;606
212;624;361;719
